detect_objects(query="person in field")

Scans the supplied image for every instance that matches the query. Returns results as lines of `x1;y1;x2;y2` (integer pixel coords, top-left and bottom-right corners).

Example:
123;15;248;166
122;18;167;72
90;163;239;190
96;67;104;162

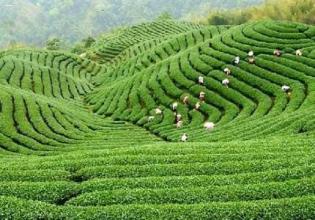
195;101;201;110
282;85;291;93
198;76;204;85
296;49;303;56
183;96;189;105
148;116;155;122
282;85;292;98
204;122;215;131
249;56;256;64
181;133;188;142
176;120;183;128
274;48;282;57
224;67;231;76
248;50;254;57
155;107;162;115
172;102;178;111
176;113;182;123
248;50;256;64
199;91;206;102
222;78;230;87
233;56;240;65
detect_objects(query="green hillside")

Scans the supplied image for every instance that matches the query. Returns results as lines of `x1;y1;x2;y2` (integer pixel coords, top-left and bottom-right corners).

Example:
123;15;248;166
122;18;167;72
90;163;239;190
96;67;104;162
0;19;315;219
88;20;315;142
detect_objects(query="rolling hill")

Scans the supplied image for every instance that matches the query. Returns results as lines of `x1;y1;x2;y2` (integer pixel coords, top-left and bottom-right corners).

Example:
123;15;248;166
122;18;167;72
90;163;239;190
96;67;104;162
0;19;315;219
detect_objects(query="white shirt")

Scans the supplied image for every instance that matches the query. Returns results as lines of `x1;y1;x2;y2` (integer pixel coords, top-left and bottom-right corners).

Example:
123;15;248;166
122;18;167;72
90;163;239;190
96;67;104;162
183;96;189;103
222;79;230;85
296;50;302;56
198;76;204;84
234;56;240;64
172;102;178;111
224;68;230;73
181;134;188;142
148;116;155;122
282;85;290;92
176;121;183;128
204;122;215;130
155;108;162;115
274;50;281;56
195;102;201;110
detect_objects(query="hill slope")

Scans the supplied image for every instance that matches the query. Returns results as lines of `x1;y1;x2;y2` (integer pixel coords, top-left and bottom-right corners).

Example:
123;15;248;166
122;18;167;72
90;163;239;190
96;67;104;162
0;20;315;218
88;20;315;141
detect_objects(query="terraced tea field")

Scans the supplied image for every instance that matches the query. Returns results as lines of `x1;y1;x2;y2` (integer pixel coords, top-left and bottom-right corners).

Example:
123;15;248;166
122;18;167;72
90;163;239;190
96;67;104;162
0;20;315;219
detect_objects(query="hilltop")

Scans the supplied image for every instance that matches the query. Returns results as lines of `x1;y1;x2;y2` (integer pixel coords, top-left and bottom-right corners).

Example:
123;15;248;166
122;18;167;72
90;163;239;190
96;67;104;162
0;19;315;218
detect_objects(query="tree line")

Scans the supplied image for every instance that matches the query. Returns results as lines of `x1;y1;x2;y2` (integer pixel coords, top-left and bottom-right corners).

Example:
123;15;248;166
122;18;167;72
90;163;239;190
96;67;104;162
198;0;315;25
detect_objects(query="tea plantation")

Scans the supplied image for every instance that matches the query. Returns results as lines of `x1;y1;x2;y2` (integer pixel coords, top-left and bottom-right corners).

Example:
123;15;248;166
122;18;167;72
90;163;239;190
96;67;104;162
0;20;315;219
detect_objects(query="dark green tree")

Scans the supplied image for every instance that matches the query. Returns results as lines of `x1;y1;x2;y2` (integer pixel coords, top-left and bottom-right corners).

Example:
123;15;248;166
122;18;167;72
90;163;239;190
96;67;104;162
45;38;63;50
82;36;96;48
157;12;173;20
208;14;230;25
71;36;96;54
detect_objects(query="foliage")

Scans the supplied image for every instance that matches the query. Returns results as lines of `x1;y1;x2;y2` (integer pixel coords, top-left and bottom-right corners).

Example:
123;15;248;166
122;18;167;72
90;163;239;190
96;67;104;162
201;0;315;25
45;38;63;50
71;36;96;54
0;0;262;48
